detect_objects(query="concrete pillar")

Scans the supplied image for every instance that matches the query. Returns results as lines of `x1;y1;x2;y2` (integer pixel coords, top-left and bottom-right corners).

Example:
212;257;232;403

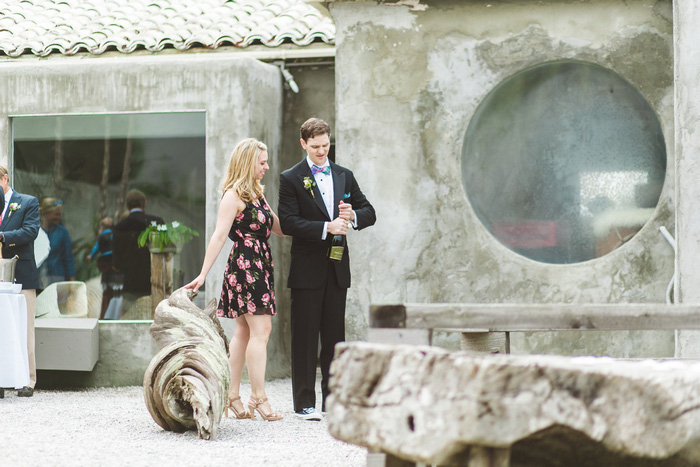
674;0;700;357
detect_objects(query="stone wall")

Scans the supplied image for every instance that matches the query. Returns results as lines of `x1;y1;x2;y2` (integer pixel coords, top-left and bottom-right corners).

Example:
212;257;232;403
330;0;676;357
273;63;337;374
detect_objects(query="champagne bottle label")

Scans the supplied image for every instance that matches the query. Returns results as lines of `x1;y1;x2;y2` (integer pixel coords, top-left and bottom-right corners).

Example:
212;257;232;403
329;245;344;261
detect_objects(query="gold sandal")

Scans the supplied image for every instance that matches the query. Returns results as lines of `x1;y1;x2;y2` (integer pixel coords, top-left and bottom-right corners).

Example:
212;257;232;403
248;396;283;421
225;396;252;419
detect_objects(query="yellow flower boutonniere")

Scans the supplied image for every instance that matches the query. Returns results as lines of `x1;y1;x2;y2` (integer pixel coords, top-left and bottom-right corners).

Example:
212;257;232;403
8;203;21;217
303;177;316;198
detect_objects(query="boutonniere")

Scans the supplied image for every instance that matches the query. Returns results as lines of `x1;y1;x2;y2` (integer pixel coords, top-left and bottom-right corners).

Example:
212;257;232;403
303;177;316;198
8;203;21;217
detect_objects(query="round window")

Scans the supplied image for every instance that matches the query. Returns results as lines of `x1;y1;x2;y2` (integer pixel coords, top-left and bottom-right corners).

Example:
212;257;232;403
462;61;666;264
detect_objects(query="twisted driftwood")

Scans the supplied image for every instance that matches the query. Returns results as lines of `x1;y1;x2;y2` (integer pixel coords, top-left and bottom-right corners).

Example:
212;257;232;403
143;288;231;440
327;342;700;466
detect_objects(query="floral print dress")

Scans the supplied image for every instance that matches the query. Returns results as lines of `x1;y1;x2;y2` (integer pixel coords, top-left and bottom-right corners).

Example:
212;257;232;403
217;198;275;318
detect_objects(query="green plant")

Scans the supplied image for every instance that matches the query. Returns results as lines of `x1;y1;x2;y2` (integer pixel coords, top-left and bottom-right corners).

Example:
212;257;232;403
138;221;199;250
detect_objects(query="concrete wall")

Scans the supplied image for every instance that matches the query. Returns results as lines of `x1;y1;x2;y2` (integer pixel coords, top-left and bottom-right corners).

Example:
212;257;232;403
276;64;337;367
330;0;676;356
0;54;289;381
674;0;700;357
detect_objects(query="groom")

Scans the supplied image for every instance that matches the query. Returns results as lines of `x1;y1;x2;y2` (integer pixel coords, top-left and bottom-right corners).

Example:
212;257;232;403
279;118;376;420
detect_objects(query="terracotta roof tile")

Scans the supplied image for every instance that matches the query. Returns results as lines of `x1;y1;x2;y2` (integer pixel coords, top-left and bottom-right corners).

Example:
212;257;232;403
0;0;334;57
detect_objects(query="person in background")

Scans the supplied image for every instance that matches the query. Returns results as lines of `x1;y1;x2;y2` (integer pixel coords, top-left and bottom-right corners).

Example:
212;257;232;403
39;197;76;289
0;165;41;397
185;138;284;422
87;216;116;319
112;189;164;316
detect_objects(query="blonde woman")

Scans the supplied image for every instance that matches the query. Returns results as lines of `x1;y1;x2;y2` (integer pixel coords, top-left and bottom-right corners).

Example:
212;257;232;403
186;138;284;421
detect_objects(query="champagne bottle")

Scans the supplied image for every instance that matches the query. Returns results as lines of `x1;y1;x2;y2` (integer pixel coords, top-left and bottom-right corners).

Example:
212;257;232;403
329;234;345;261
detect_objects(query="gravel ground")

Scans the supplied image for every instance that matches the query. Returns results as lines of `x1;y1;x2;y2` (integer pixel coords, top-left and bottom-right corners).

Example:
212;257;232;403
1;378;366;467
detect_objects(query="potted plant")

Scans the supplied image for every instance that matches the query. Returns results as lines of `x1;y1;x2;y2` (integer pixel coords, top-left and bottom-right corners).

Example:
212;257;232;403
138;220;199;254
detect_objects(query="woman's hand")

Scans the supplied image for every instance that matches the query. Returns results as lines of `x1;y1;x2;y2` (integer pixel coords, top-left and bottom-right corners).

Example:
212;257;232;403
271;210;285;237
185;274;205;292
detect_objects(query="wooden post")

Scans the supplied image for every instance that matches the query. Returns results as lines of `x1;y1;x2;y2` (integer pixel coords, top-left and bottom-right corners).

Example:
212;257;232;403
150;251;173;318
468;446;510;467
461;332;510;354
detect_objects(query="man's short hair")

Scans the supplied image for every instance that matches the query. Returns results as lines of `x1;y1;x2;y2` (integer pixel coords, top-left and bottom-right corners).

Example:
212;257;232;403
300;118;331;142
0;165;8;178
126;189;146;210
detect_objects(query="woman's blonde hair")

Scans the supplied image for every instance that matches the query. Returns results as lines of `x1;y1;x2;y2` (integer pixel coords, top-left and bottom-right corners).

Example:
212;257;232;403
39;197;62;215
221;138;267;201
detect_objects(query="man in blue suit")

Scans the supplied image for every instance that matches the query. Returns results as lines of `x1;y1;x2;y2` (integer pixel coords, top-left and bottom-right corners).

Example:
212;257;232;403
0;165;40;397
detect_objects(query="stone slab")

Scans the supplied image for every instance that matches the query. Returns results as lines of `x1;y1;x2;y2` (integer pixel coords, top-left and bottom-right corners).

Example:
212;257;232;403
327;342;700;466
35;318;99;371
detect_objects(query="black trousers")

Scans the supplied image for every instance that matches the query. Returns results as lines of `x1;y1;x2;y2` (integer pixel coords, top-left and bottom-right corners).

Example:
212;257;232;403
290;262;347;412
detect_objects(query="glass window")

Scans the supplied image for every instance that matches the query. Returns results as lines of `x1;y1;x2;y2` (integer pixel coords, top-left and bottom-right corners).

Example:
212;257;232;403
461;61;666;264
12;112;205;317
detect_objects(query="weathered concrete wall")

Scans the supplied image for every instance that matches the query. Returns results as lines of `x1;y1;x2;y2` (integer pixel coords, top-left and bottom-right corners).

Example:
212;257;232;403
674;0;700;357
331;0;675;356
0;53;289;381
276;64;337;371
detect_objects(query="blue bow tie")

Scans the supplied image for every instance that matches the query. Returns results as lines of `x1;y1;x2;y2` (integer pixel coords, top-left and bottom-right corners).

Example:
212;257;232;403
311;164;331;176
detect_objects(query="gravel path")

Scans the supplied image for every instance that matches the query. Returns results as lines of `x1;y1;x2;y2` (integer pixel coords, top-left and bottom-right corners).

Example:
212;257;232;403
1;378;365;466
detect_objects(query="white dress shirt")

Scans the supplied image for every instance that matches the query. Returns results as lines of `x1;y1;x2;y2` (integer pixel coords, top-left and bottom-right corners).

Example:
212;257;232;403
1;187;13;222
307;157;334;240
306;157;357;240
307;157;334;219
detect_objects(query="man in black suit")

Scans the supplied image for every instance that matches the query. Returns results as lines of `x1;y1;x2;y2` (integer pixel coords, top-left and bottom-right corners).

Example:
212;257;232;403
0;165;41;397
279;118;376;420
112;189;164;316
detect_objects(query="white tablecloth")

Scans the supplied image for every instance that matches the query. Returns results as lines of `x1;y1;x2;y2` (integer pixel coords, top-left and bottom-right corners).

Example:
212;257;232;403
0;294;30;389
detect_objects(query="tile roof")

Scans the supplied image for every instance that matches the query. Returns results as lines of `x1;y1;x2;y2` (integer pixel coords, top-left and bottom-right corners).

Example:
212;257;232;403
0;0;335;57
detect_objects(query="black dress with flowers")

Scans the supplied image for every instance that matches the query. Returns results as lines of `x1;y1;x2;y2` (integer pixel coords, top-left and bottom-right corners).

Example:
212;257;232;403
217;198;275;318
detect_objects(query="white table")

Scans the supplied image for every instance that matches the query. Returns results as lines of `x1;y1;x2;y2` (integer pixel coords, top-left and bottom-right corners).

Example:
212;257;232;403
0;293;30;389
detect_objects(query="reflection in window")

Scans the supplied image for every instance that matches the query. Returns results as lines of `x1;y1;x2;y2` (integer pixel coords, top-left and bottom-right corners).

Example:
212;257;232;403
12;112;206;318
462;61;666;264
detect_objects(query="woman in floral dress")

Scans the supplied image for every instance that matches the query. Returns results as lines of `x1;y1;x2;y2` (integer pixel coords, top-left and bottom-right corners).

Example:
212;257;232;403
186;138;284;421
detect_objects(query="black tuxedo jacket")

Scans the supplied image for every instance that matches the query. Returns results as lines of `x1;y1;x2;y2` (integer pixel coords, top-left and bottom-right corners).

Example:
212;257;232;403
113;210;164;294
279;159;375;289
0;191;40;289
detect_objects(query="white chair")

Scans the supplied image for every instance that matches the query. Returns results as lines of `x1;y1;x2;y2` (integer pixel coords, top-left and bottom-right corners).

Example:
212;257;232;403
36;281;88;319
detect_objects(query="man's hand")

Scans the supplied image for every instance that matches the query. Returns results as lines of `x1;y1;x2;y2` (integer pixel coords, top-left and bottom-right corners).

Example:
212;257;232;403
327;217;348;235
338;200;354;222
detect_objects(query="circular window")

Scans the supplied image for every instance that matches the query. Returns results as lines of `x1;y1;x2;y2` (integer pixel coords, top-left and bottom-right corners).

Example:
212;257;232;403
462;61;666;264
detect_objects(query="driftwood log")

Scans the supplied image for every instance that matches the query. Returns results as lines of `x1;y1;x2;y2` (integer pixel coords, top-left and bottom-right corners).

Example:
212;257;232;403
143;287;230;440
327;342;700;466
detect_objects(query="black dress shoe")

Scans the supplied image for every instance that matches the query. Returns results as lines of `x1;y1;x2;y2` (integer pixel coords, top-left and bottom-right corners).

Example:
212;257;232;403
17;386;33;397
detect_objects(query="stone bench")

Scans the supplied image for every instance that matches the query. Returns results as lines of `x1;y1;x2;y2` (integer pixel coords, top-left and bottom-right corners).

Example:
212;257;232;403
327;341;700;467
35;318;99;371
329;303;700;467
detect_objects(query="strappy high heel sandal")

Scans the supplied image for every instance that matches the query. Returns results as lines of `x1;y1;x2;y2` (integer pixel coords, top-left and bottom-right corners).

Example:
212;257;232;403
225;396;252;419
248;396;283;421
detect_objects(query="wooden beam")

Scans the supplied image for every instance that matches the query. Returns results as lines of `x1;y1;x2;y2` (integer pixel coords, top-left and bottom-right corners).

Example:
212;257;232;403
371;304;700;331
370;305;407;328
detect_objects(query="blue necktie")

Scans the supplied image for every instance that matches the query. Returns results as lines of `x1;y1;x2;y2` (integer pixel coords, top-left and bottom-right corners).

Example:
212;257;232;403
311;164;331;176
